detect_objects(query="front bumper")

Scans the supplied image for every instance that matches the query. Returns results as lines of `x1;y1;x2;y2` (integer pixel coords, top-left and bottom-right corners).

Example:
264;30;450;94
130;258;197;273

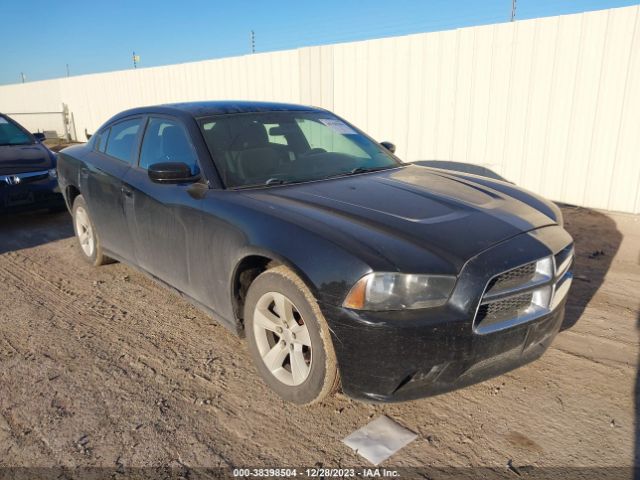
0;173;64;214
321;225;573;402
322;302;564;402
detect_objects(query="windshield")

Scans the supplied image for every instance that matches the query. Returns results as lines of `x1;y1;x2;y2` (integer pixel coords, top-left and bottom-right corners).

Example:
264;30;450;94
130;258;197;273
0;116;33;146
199;111;401;188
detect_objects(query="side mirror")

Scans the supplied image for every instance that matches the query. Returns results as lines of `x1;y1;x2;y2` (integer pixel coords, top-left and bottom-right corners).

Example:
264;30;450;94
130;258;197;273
380;141;396;154
33;132;46;142
148;162;200;184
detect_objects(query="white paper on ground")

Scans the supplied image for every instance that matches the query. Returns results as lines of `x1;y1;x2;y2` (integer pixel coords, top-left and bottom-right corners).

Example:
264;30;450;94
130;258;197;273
342;415;418;465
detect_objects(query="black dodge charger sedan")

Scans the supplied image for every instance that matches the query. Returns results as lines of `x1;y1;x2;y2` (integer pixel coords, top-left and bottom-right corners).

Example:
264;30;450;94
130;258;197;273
57;101;573;404
0;113;64;214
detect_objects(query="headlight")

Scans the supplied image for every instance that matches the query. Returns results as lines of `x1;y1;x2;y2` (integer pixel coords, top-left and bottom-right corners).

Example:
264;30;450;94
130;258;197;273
343;272;456;311
48;168;57;178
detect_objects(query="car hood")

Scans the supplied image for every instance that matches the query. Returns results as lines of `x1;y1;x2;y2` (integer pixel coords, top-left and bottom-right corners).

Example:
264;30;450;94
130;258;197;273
242;164;558;274
0;143;54;175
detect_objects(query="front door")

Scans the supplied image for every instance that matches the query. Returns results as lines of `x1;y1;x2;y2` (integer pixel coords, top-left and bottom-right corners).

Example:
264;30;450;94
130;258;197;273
122;116;204;293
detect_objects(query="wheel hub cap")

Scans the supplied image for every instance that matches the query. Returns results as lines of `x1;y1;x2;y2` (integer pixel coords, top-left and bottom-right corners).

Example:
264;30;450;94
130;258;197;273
75;206;95;257
253;291;312;386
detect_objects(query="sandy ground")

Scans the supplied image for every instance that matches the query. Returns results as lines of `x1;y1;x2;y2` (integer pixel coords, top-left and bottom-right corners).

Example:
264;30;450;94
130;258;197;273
0;206;638;477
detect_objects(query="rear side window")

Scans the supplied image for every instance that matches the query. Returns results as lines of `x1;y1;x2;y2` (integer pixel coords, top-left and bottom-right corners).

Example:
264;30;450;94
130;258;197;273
95;129;110;153
139;117;199;173
105;118;142;164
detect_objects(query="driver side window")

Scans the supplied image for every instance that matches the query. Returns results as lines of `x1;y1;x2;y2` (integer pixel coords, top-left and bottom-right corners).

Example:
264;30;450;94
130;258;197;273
139;117;199;173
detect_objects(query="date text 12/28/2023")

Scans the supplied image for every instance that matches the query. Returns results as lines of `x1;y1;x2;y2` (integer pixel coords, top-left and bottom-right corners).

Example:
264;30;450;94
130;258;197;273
232;468;400;477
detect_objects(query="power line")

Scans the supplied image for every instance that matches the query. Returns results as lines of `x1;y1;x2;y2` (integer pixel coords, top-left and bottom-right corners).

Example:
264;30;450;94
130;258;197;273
250;30;256;53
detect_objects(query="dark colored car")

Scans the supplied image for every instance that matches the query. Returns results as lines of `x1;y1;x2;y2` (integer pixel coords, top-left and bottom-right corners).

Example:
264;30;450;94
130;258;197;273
57;101;573;404
0;113;64;214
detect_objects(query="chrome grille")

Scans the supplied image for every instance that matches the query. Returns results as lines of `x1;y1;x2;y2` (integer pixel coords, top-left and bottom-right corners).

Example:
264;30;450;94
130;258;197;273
476;292;533;325
474;244;574;334
554;245;573;269
486;262;536;294
0;170;50;187
554;244;574;279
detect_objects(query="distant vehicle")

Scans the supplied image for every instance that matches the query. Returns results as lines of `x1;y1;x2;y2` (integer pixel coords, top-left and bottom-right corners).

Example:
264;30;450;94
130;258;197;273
57;101;574;404
0;113;64;214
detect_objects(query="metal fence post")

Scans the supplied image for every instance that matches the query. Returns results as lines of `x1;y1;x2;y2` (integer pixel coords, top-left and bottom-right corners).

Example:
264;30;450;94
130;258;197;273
62;103;70;141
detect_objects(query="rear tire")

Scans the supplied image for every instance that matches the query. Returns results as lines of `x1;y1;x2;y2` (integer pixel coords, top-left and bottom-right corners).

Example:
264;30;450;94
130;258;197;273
244;265;339;405
72;195;111;266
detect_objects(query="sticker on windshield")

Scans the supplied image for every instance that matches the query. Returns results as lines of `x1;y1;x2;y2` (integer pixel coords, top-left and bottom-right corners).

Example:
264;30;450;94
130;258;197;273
319;118;357;135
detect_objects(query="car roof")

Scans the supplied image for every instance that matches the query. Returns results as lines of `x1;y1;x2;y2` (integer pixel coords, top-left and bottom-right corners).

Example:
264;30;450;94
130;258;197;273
107;101;325;124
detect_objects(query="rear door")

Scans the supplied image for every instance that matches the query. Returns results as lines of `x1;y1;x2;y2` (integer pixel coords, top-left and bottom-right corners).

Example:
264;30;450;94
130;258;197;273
122;115;205;293
81;117;143;262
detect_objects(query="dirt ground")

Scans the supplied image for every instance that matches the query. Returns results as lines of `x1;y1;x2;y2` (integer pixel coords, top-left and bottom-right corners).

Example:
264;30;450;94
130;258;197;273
0;206;638;477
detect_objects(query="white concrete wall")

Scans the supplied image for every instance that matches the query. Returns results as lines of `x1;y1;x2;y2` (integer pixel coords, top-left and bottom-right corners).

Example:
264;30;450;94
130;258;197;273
0;81;65;134
1;6;638;213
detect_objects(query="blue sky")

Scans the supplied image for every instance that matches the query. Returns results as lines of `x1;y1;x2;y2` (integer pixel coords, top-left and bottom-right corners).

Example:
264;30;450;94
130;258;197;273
1;0;637;85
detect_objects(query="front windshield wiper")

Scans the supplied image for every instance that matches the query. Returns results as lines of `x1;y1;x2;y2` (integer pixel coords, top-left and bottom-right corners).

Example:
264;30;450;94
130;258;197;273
231;166;402;190
265;178;286;185
349;166;392;174
325;165;400;180
233;178;292;190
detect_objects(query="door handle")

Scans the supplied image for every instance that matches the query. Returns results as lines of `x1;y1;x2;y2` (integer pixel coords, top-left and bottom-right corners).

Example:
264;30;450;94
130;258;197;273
121;185;133;197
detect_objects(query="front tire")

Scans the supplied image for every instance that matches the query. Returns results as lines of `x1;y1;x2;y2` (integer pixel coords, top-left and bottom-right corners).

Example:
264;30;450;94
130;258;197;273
72;195;110;266
244;266;339;404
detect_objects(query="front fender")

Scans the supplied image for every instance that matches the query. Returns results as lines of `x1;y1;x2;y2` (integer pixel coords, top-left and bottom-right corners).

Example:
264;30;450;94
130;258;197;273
230;223;372;307
187;192;376;331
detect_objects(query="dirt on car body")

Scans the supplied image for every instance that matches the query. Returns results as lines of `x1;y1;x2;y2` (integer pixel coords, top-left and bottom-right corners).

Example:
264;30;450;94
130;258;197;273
0;207;637;474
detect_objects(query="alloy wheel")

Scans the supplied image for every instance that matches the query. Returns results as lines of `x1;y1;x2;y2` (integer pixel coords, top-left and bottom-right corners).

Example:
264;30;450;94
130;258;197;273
74;206;95;257
253;291;312;386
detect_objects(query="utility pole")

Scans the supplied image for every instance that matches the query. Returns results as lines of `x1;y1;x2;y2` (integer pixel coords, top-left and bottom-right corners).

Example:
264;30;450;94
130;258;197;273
66;64;70;77
250;30;255;54
20;72;26;83
132;51;140;69
510;0;517;21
